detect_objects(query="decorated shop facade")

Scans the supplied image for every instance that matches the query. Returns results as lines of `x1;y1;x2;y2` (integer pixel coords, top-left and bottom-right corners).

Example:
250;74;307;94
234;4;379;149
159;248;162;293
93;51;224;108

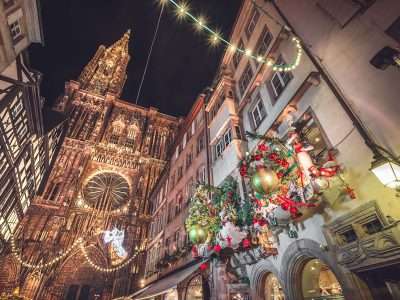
184;1;400;300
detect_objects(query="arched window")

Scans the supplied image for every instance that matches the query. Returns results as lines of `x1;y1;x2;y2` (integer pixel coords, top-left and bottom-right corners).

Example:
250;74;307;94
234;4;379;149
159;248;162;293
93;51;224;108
264;273;285;300
301;259;343;299
186;275;203;300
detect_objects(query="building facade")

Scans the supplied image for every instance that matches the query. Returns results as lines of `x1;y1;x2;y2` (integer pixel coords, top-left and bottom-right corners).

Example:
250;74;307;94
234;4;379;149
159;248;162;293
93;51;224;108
0;32;179;300
204;1;400;300
0;0;65;268
132;94;209;300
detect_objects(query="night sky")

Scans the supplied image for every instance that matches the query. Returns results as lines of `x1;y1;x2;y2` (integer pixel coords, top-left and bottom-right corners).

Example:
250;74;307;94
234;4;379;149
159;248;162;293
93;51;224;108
29;0;242;117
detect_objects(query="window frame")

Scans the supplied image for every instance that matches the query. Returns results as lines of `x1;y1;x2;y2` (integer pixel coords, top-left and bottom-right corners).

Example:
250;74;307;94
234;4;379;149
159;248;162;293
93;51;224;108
238;63;254;97
245;8;260;39
250;94;267;129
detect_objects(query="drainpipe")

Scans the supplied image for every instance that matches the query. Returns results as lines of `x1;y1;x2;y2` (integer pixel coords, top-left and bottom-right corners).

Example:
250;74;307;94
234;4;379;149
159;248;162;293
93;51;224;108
203;88;213;186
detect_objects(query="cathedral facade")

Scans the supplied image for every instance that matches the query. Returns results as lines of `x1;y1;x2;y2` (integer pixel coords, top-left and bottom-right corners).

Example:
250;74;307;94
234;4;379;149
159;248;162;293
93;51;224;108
0;31;179;300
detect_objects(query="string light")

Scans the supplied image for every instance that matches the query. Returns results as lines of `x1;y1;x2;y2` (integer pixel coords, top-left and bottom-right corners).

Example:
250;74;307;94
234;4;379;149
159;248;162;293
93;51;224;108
80;243;140;273
10;236;84;270
159;0;303;72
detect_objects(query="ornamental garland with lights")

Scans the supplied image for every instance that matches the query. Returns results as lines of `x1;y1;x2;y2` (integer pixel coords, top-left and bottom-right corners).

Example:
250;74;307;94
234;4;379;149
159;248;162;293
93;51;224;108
159;0;303;72
10;232;142;273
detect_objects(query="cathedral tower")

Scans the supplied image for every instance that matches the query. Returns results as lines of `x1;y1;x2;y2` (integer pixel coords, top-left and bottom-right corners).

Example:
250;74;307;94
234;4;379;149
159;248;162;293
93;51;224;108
0;32;179;300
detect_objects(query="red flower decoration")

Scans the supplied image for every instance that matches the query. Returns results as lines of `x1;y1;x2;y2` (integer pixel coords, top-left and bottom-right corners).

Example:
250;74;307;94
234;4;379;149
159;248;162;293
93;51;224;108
254;154;262;161
281;160;289;169
199;262;208;271
213;244;222;253
242;239;251;249
268;153;278;161
258;144;268;152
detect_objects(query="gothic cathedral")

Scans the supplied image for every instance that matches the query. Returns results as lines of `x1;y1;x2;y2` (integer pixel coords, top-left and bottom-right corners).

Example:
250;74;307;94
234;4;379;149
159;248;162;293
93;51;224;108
0;31;179;299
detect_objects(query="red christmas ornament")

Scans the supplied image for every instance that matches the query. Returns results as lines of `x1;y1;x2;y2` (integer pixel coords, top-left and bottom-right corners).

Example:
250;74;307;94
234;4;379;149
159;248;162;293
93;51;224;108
281;159;289;169
281;202;290;211
254;154;262;161
268;153;278;161
213;244;222;253
227;191;234;198
258;144;268;152
277;171;284;179
242;239;251;249
199;262;208;271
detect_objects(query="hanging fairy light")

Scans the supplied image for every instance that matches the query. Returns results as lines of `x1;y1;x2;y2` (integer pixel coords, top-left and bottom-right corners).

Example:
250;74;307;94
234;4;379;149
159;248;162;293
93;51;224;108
80;243;140;273
10;236;84;270
159;0;303;72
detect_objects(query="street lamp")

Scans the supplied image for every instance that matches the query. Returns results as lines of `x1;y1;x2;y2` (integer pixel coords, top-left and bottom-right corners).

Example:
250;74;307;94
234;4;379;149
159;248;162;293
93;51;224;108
371;155;400;189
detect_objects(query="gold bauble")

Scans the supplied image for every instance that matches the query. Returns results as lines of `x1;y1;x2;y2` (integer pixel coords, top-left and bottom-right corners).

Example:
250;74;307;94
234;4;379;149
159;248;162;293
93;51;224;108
251;167;280;195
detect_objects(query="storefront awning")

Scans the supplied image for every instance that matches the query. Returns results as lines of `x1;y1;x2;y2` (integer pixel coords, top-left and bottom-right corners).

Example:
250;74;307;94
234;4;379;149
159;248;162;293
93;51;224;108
129;262;202;300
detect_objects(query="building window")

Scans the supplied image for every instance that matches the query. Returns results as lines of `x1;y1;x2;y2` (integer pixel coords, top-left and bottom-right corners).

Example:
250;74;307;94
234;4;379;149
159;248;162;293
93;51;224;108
110;134;119;144
177;166;183;180
9;19;23;42
238;63;254;97
250;94;267;128
186;150;193;169
386;17;400;43
196;132;205;155
233;39;244;68
214;128;233;160
363;219;383;235
197;166;206;184
296;110;330;160
267;57;292;101
245;8;260;39
125;138;135;148
255;26;273;59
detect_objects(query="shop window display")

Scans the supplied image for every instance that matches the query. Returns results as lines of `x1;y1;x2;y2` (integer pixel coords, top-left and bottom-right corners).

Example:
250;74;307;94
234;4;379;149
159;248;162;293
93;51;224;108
186;275;203;300
264;273;285;300
301;259;344;299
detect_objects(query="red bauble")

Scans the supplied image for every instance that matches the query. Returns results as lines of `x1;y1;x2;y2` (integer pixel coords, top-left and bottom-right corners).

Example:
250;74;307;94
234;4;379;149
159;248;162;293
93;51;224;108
213;244;222;253
199;262;208;271
254;154;262;161
281;202;290;211
242;239;251;249
258;144;268;152
277;171;284;179
268;153;278;161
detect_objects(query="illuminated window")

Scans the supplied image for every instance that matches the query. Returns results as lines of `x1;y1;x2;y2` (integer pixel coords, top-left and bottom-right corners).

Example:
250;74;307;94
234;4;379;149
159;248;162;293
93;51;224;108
186;275;203;300
301;259;343;299
264;273;285;300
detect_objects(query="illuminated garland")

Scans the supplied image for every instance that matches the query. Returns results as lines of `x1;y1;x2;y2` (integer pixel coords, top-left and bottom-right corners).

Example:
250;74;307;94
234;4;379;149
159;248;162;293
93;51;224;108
80;243;139;273
10;236;83;270
160;0;303;72
11;234;139;273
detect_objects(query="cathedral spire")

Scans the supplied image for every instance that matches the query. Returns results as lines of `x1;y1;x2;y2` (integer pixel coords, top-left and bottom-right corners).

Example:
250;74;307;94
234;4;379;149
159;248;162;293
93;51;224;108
78;30;132;97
